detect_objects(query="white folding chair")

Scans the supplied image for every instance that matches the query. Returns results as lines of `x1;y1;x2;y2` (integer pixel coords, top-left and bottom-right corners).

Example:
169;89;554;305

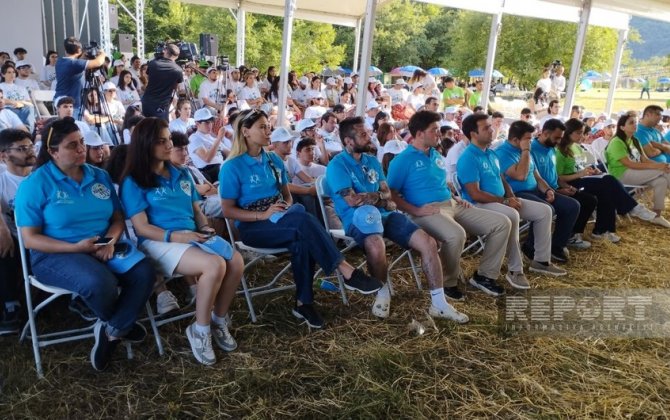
16;225;132;378
450;175;489;255
30;89;56;118
315;175;422;297
224;217;296;322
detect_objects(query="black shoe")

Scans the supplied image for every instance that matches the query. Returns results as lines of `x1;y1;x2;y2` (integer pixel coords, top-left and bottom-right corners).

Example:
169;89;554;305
122;322;147;344
521;244;534;262
343;269;382;295
69;296;97;322
0;308;20;336
90;322;119;371
292;304;324;329
551;247;569;263
468;273;505;297
444;286;465;302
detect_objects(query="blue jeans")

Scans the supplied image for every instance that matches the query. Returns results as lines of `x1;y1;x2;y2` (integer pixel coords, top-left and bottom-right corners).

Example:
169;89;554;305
30;251;155;337
237;209;343;304
348;211;419;249
516;189;579;252
8;105;36;133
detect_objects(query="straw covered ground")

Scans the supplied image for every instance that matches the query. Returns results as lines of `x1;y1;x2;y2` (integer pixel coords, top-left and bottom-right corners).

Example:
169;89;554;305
1;208;670;418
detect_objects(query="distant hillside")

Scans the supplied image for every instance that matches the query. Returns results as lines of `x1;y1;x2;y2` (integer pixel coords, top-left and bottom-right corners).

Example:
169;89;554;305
629;17;670;60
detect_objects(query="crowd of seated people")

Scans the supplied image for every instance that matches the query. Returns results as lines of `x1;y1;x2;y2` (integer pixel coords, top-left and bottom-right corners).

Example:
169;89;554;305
3;49;670;374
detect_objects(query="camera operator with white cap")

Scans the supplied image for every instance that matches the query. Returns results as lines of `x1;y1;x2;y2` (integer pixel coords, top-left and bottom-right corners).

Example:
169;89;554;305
54;36;106;115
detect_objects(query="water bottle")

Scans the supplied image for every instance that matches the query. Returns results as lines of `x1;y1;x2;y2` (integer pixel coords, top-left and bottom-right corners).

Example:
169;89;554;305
317;278;339;292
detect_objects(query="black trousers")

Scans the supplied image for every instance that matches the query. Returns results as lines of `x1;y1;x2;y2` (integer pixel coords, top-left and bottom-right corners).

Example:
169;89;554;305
569;174;637;234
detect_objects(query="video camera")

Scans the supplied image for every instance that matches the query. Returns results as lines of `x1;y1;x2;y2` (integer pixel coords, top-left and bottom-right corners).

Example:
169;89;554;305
82;41;100;59
216;55;230;72
549;59;562;79
154;40;198;63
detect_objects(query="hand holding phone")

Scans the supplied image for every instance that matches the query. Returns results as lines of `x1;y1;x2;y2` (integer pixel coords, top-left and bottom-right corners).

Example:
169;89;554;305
94;237;114;246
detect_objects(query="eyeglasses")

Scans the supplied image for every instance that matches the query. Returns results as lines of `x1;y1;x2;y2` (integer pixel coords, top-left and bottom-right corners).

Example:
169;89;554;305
5;145;34;153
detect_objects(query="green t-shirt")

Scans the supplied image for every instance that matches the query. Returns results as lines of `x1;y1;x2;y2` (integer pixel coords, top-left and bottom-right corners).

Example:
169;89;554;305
605;136;641;179
189;74;205;97
555;144;587;176
442;86;464;105
468;91;482;108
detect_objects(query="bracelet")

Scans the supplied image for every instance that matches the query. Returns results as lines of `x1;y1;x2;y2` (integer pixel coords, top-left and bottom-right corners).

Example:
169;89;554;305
163;229;172;242
522;149;530;152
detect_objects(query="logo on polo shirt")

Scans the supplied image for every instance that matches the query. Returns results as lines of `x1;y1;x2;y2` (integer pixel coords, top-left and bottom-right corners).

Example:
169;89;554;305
180;180;192;196
250;174;261;184
435;158;446;169
415;160;425;169
153;187;168;201
366;169;379;184
91;183;111;200
55;190;73;204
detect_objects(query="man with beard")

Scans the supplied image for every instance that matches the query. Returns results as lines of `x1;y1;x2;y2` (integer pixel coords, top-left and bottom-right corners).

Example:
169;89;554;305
326;116;469;323
0;129;35;334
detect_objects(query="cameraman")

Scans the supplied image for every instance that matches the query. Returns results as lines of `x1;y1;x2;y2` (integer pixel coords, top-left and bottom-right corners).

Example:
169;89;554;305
141;43;183;121
54;37;106;114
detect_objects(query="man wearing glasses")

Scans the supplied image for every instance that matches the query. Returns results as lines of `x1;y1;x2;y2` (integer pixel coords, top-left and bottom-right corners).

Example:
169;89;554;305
0;129;35;334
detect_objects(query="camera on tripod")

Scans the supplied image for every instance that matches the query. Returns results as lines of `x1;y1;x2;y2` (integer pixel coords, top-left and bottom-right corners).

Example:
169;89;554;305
217;55;230;72
83;41;100;59
155;40;198;64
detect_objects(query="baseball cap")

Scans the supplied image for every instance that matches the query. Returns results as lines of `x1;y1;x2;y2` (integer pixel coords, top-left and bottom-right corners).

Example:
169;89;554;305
190;236;234;261
15;60;31;69
382;139;407;156
206;67;218;74
444;106;458;114
441;121;459;130
662;110;670;118
593;122;605;131
83;131;105;147
368;77;377;83
194;108;215;122
299;76;309;85
411;82;424;91
113;59;124;67
351;72;358;77
343;77;353;84
270;127;297;143
351;205;383;234
394;78;407;85
583;111;595;119
102;81;116;91
604;118;617;126
295;118;316;133
107;240;146;274
366;100;380;110
335;75;344;81
326;77;336;85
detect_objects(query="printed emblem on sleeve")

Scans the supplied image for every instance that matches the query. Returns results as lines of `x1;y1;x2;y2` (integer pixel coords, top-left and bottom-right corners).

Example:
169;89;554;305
180;180;192;196
91;183;111;200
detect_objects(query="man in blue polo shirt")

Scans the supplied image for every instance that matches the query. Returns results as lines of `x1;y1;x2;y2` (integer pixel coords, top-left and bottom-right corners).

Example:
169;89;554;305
326;116;468;323
387;111;518;299
636;105;670;163
54;36;107;112
496;120;581;263
457;113;566;282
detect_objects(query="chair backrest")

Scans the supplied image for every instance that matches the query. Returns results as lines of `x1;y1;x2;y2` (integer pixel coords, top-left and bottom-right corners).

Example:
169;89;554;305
30;90;56;118
15;222;31;283
315;175;335;231
223;217;240;245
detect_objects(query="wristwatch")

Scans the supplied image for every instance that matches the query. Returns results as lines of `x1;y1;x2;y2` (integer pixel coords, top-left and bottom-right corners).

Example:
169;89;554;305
502;198;509;205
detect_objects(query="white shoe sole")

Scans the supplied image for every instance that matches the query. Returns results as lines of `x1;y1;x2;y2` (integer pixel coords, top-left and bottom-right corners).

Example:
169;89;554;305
504;274;530;290
468;278;502;297
529;265;567;277
428;306;469;324
291;309;324;329
371;295;391;318
186;326;216;366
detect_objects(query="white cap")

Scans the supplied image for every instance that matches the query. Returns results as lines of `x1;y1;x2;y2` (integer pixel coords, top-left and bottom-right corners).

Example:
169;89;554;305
411;82;424;92
15;60;31;69
394;78;407;85
343;77;353;84
113;59;124;67
593;122;605;131
441;121;459;130
308;91;326;100
102;81;116;91
351;72;358;77
335;75;344;80
295;118;316;132
382;140;406;156
662;110;670;118
193;108;215;122
83;131;105;147
206;67;218;74
604;118;617;126
444;106;458;114
270;127;296;143
366;100;380;110
368;77;377;83
326;77;336;85
299;76;309;85
583;111;595;119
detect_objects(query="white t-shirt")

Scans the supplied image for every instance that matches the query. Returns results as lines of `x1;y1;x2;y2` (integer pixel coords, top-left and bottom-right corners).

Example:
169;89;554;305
445;140;468;186
319;129;343;154
291;88;309;107
280;155;303;181
0;83;30;102
0;109;24;130
407;94;424;111
536;77;552;94
292;161;325;186
15;78;40;92
169;117;195;134
551;75;566;94
238;85;262;104
40;65;57;86
389;87;409;105
188;131;224;168
304;106;328;120
0;170;27;237
117;87;140;106
198;80;222;104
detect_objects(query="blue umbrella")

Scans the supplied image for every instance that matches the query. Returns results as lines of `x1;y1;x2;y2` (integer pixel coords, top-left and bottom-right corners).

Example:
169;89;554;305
339;67;353;75
492;70;504;78
468;68;504;78
428;67;450;76
583;70;602;81
368;66;383;76
658;76;670;84
399;65;423;77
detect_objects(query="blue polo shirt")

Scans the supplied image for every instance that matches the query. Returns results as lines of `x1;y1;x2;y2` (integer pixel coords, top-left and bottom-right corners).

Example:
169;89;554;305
387;145;451;207
219;151;288;208
54;57;88;109
456;143;505;203
636;124;668;163
530;138;559;189
326;151;390;231
495;141;538;193
15;161;121;243
120;164;200;240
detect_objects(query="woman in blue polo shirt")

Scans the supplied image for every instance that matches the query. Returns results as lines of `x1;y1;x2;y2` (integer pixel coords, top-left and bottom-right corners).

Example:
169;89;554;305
219;109;382;329
14;117;155;371
120;117;244;366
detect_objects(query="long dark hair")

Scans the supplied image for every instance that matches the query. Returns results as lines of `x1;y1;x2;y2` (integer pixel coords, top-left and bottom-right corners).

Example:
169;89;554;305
45;50;57;66
117;69;137;91
373;111;389;133
559;118;584;158
266;77;280;102
613;113;643;157
122;117;169;188
36;117;80;167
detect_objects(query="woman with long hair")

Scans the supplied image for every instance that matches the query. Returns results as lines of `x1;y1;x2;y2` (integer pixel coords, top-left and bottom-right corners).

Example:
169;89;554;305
219;109;382;328
120;117;244;365
238;71;264;109
555;118;658;241
40;50;58;89
168;98;195;134
116;70;140;107
604;113;670;226
15;117;155;371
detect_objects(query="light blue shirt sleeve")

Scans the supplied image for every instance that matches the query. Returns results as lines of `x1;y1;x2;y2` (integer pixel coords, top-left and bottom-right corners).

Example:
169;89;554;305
386;153;407;192
218;158;242;201
14;175;45;228
326;157;353;196
456;151;480;186
120;176;149;219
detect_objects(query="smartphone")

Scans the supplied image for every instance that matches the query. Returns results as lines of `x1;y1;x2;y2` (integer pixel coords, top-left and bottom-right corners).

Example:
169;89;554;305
199;229;215;238
113;242;130;256
94;237;114;246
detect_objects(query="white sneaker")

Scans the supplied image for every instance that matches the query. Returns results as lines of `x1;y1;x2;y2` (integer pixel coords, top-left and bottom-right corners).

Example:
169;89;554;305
186;323;216;366
428;304;469;324
156;290;180;315
567;233;591;250
651;216;670;228
212;318;237;352
591;231;621;243
629;204;656;222
371;293;391;318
